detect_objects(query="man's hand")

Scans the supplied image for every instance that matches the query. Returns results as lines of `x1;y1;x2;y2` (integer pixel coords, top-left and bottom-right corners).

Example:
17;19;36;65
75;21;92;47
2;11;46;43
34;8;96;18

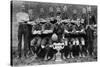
27;21;36;25
48;30;53;33
80;29;85;33
76;31;80;33
32;30;37;34
41;45;45;48
43;30;49;34
64;30;69;33
61;19;70;23
33;30;41;34
43;30;53;34
37;31;41;34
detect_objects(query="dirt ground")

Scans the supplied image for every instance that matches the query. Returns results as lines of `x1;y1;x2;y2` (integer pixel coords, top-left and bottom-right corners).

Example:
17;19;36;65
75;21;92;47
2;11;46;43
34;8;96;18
12;53;97;66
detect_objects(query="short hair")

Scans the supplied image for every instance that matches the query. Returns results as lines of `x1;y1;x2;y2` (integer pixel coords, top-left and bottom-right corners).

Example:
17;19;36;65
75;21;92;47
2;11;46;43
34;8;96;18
49;7;54;12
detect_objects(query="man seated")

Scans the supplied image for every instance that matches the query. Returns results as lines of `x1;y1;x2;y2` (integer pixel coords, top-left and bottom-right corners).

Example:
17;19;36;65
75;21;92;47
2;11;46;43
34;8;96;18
31;20;42;59
60;38;70;59
71;38;80;58
72;22;85;38
46;44;58;61
75;22;85;34
61;5;69;20
64;22;73;39
53;16;64;43
69;38;75;58
79;37;87;57
38;19;54;60
85;25;94;57
75;38;81;57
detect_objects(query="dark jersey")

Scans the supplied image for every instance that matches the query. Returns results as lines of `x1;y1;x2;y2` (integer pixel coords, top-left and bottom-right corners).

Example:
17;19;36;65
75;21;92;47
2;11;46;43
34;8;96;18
81;14;87;27
50;19;57;24
39;12;46;18
75;25;84;31
56;11;61;16
32;23;43;37
86;27;94;40
89;15;96;25
34;23;42;31
42;22;53;37
29;14;34;21
49;12;55;17
54;23;64;34
61;12;68;20
81;18;87;28
44;22;53;30
72;14;78;20
64;24;73;32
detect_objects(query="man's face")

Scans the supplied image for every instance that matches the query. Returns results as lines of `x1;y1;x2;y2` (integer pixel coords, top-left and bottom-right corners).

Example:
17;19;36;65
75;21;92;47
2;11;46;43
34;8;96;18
73;9;77;14
89;12;92;16
40;8;44;13
46;18;50;23
63;6;67;12
28;9;33;14
20;5;26;12
56;7;61;12
77;22;80;26
68;23;71;27
81;37;84;41
49;7;53;12
20;7;26;12
56;16;61;21
35;18;40;24
82;8;86;14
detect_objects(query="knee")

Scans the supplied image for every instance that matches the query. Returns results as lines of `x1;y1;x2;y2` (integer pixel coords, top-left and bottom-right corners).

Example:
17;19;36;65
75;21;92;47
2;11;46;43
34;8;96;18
31;38;36;46
41;39;46;45
37;38;41;46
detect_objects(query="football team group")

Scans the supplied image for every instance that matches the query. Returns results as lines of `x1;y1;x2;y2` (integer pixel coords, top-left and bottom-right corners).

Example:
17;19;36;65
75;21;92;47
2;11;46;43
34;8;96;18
15;4;97;61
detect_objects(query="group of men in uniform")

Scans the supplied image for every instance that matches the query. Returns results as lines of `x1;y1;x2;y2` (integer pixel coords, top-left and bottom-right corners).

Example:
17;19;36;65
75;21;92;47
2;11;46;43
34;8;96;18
16;5;97;61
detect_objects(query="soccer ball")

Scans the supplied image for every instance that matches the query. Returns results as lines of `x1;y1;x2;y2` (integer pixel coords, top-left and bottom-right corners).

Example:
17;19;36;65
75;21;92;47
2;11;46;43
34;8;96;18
51;33;58;41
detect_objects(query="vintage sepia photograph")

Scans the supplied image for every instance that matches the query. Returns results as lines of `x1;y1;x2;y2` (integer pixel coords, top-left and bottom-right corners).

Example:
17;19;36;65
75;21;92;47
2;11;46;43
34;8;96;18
11;0;97;66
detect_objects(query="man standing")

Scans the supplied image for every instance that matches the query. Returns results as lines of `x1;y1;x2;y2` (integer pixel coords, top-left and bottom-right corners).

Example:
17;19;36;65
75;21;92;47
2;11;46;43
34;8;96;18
87;6;96;25
86;25;94;56
28;9;34;21
39;8;46;19
81;8;87;28
31;20;42;59
72;9;78;20
54;16;64;43
16;5;30;58
56;7;61;17
60;38;70;59
48;7;55;18
41;19;54;60
61;5;69;20
86;6;96;56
